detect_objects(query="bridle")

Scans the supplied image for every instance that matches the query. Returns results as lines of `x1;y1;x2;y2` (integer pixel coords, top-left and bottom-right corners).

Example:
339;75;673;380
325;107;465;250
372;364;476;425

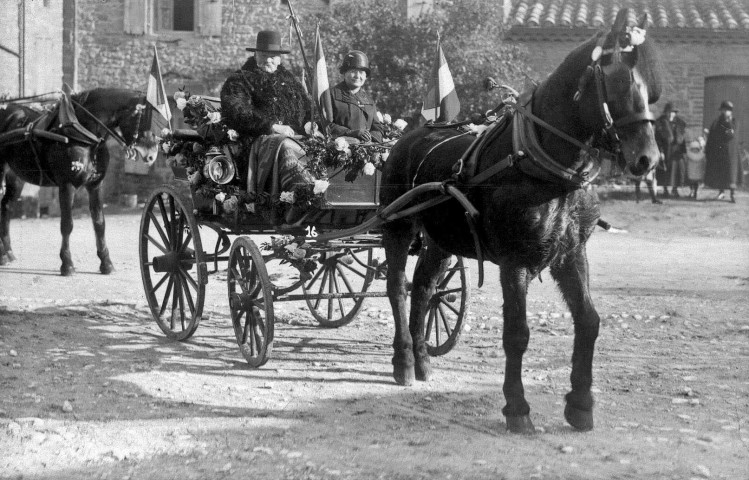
573;30;656;162
71;93;149;158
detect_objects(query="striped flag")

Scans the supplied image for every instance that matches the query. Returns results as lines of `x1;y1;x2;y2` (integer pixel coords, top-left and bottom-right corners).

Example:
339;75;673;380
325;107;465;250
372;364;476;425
421;37;460;123
146;45;171;131
312;24;333;123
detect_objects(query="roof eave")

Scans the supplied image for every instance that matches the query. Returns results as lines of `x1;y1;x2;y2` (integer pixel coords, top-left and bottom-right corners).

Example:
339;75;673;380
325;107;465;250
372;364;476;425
506;26;749;44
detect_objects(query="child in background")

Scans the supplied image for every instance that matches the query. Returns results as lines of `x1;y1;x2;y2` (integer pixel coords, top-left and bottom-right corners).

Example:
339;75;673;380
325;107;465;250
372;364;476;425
685;134;706;200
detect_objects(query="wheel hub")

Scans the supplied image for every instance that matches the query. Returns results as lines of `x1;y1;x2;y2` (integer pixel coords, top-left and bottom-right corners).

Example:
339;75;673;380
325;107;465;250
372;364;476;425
152;251;194;273
229;292;255;310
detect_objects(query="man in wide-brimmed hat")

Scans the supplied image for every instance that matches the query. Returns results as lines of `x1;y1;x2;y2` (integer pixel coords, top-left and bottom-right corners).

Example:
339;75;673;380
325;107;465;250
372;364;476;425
220;29;314;225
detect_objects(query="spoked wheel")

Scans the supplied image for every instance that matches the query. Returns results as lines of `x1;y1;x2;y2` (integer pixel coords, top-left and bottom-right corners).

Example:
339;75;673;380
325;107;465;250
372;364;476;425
227;236;274;368
426;256;470;356
302;247;376;328
139;185;207;340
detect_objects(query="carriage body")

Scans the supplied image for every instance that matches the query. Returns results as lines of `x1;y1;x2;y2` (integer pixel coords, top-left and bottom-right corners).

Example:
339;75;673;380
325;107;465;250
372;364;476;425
139;100;468;367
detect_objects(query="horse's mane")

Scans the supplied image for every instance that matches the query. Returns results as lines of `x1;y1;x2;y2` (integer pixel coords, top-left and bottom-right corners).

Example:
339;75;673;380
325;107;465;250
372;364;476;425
72;88;145;108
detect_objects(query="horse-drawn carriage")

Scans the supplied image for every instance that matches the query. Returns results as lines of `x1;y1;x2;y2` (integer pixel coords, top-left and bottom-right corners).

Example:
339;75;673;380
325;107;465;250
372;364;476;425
138;95;470;367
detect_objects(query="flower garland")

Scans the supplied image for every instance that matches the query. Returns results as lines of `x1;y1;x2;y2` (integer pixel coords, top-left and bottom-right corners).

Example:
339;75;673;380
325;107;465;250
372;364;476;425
159;91;407;218
261;235;318;275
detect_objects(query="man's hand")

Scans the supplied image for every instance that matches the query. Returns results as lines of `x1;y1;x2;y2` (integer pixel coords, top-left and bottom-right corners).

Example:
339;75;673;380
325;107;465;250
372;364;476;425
347;129;372;142
272;124;296;137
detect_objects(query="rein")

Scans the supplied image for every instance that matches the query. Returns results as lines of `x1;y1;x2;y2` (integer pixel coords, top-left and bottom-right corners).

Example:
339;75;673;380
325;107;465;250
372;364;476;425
71;98;146;152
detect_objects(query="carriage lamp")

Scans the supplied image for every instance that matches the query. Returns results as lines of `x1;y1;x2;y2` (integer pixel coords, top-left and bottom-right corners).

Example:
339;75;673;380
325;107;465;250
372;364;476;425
203;147;236;185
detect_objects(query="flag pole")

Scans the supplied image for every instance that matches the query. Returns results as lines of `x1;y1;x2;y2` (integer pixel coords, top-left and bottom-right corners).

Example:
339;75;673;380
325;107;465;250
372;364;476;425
286;0;323;129
434;32;441;123
154;45;172;131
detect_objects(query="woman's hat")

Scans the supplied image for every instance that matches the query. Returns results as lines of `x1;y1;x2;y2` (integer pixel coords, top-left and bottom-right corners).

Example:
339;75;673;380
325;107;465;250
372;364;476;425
339;50;371;75
246;30;290;54
720;100;734;111
663;102;678;114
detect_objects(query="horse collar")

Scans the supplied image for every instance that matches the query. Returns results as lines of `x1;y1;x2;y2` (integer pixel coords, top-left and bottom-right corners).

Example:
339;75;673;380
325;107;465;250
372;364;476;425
512;91;601;188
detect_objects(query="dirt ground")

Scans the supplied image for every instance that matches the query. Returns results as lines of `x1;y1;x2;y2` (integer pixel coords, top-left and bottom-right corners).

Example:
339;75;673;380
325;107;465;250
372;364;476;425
1;187;748;480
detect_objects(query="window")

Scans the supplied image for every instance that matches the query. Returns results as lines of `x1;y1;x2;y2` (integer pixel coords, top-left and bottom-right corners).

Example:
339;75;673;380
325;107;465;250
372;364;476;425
156;0;196;32
124;0;222;37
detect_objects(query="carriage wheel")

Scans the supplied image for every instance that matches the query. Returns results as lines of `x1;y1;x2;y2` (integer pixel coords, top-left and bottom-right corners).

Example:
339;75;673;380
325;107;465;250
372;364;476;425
139;185;207;341
426;256;469;356
302;247;375;328
227;236;274;368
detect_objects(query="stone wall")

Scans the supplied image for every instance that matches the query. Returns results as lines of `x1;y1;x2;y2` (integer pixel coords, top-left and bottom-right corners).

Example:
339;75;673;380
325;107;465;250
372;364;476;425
76;0;331;94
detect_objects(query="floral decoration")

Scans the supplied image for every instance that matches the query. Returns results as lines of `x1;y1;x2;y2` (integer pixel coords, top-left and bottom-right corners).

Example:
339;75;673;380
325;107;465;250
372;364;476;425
261;235;318;275
159;92;407;219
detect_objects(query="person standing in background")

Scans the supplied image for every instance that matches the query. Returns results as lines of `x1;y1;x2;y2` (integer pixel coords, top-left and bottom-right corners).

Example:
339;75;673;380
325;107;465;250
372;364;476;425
704;100;741;203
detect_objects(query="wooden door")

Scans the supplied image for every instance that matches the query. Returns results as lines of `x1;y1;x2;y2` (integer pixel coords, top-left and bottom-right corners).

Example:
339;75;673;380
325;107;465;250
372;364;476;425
703;75;749;150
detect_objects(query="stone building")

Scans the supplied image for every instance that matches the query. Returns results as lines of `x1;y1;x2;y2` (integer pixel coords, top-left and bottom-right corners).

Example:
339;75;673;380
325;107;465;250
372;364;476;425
2;0;438;209
0;1;68;98
505;0;749;147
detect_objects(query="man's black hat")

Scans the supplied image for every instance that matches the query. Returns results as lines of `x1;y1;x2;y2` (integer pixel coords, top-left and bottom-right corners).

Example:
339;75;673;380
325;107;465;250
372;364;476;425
246;30;290;54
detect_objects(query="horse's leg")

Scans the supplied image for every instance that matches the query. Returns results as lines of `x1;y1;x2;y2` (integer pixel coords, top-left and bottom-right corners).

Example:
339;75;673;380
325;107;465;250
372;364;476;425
409;235;451;381
499;262;535;434
633;180;642;203
0;171;20;264
87;184;114;274
58;184;76;276
648;175;661;204
383;220;418;386
550;247;600;431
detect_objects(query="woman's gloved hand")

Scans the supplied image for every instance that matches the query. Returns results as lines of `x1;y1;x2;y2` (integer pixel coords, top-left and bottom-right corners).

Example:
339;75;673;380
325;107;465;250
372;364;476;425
346;129;372;142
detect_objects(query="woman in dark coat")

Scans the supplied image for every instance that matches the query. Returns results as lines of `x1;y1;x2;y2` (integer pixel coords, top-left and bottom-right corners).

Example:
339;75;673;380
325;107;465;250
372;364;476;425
328;51;384;142
704;100;741;202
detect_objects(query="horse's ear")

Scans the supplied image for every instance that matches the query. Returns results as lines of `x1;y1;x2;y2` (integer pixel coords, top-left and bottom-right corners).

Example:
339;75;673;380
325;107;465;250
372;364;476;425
612;8;629;35
638;12;650;30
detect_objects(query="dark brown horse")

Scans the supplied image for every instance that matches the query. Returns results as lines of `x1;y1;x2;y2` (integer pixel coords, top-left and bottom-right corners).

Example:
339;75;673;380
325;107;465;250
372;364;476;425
0;88;159;275
380;9;662;433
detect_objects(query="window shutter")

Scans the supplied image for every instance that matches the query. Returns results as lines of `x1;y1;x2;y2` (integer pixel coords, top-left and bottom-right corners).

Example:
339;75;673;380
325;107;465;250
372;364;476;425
199;0;222;37
124;0;148;35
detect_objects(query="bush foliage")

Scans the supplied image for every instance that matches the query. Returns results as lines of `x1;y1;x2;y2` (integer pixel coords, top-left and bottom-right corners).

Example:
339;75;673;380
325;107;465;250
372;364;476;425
302;0;531;123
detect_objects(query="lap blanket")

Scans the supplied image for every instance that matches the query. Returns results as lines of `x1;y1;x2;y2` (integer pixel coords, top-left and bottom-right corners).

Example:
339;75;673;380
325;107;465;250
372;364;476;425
246;134;314;196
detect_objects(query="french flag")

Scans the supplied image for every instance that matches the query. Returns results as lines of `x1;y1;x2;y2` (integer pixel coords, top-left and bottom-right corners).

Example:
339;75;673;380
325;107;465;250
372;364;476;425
146;45;172;131
421;37;460;123
312;24;333;123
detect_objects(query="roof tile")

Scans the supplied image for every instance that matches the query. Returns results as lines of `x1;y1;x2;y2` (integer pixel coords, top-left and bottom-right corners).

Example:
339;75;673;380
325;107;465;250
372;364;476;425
508;0;749;30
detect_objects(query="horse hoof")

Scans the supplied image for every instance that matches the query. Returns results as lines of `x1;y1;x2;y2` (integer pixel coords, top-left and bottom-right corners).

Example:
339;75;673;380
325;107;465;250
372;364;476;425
506;415;535;434
393;366;415;386
6;251;16;262
100;262;115;275
61;265;76;276
0;254;8;266
564;404;594;431
415;361;432;382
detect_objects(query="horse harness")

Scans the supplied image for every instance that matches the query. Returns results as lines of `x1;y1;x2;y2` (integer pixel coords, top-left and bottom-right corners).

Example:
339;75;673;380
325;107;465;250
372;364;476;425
410;34;656;286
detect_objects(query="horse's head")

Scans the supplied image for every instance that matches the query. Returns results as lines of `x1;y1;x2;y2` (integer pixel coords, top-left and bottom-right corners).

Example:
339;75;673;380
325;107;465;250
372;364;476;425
75;89;160;164
117;95;160;164
574;8;662;177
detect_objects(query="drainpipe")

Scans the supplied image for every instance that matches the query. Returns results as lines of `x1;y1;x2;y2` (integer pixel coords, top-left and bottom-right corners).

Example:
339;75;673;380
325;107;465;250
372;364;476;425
19;0;25;96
